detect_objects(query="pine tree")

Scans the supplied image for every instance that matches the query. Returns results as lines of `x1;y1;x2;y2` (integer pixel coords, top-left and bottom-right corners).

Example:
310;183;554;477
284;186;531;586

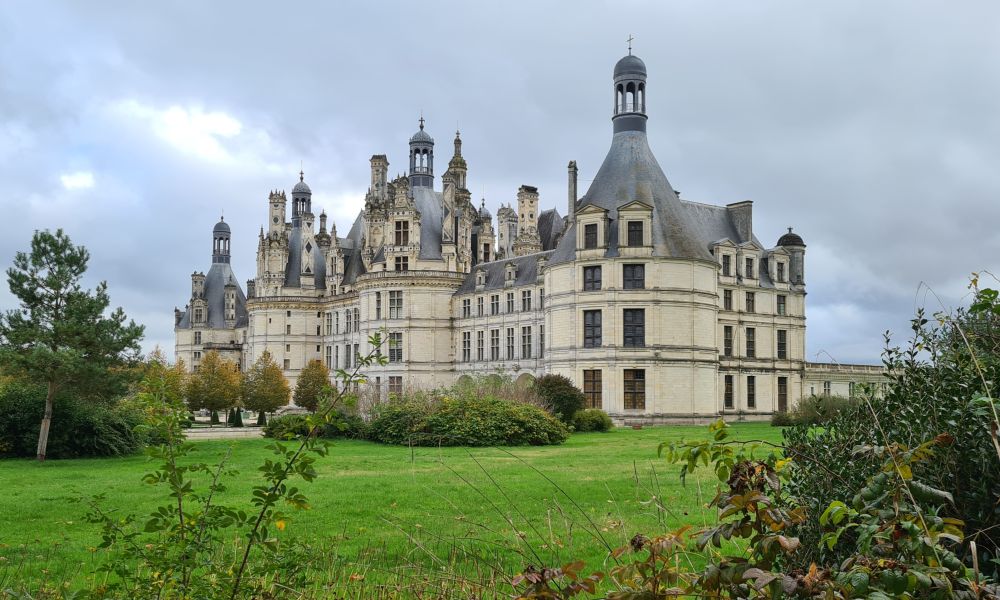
0;229;144;460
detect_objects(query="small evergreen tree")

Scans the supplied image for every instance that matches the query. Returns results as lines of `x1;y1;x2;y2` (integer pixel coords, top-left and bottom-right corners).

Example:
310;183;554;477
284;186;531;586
241;350;290;425
534;374;585;424
293;359;330;412
0;229;144;460
185;351;240;427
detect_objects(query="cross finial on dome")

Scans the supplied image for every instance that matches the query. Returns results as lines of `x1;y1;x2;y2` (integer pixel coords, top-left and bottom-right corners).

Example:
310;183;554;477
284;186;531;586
627;34;634;55
419;114;425;130
788;227;793;233
299;169;304;182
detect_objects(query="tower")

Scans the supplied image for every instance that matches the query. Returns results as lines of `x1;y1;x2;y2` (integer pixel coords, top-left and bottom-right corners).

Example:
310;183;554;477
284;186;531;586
497;204;517;259
408;117;434;189
370;155;389;203
212;217;231;264
291;170;312;226
777;228;807;287
512;185;542;256
612;52;647;133
268;190;287;234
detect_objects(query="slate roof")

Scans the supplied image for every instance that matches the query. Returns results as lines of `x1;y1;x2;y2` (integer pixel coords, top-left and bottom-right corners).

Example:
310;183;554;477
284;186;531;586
550;130;716;264
411;186;444;260
537;208;565;251
176;262;248;329
457;250;553;294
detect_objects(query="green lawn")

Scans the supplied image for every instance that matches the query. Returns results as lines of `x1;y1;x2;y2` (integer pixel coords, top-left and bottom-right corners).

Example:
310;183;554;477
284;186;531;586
0;423;781;594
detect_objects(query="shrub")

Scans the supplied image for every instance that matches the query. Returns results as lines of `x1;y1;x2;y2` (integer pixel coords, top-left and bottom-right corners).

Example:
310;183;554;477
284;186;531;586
784;286;1000;576
0;381;145;458
367;394;568;446
572;408;613;432
769;410;795;426
534;374;585;424
263;411;367;440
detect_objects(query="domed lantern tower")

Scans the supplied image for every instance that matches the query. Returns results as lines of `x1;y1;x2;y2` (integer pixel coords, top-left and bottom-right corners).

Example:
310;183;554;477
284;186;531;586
613;52;648;133
409;117;434;189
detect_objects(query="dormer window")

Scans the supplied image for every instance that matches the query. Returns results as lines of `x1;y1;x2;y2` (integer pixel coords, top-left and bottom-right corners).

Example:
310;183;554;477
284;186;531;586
505;263;517;282
745;257;755;279
722;255;732;276
627;221;643;247
584;224;598;249
395;221;409;246
777;262;785;283
476;270;486;286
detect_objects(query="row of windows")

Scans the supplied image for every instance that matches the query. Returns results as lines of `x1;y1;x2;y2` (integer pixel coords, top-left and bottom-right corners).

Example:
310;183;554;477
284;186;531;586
579;369;646;410
583;221;645;249
461;325;544;362
720;254;788;283
722;326;790;359
723;375;789;410
582;264;644;291
461;289;539;318
722;290;788;315
583;309;646;348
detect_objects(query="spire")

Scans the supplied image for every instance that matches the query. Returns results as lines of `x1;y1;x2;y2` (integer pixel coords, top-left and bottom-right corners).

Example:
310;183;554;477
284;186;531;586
454;130;462;157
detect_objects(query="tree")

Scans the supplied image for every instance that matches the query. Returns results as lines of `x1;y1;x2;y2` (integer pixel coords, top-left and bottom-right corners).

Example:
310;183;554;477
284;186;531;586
185;350;240;426
241;350;290;425
293;359;330;412
0;229;144;461
534;374;585;424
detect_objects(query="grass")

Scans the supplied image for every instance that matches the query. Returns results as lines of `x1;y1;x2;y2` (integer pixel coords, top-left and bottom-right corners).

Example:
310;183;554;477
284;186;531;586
0;422;782;595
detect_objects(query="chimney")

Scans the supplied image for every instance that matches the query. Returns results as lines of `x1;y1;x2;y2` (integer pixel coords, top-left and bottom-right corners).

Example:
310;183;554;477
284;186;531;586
567;160;578;223
726;200;753;243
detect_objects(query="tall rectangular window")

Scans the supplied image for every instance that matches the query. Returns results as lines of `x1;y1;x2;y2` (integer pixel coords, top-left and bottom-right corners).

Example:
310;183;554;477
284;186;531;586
283;358;290;370
583;310;602;348
462;298;471;318
353;343;359;368
477;330;484;361
746;327;756;358
506;327;514;360
624;369;646;409
490;294;499;315
623;264;645;289
477;297;484;317
723;325;733;357
777;294;787;316
194;331;202;344
344;344;350;368
375;292;382;320
388;376;403;397
724;374;734;409
506;292;514;313
723;289;733;311
627;221;643;246
747;376;756;409
722;255;732;276
777;262;785;283
823;381;831;396
746;291;755;313
389;291;403;319
286;324;292;335
334;311;339;333
539;324;544;358
389;332;403;363
778;376;788;412
354;308;359;331
395;220;409;246
325;345;332;368
325;312;332;335
583;265;601;291
345;309;351;333
395;256;409;271
490;329;500;360
745;257;754;279
623;309;645;347
777;330;787;359
583;370;602;408
584;223;598;249
522;290;532;311
335;346;339;369
521;326;532;359
462;331;471;362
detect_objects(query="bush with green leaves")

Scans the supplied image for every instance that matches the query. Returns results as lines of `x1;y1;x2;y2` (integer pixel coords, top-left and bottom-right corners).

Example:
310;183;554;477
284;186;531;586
572;408;613;432
263;411;367;440
367;393;568;446
783;279;1000;577
0;381;145;459
533;374;585;424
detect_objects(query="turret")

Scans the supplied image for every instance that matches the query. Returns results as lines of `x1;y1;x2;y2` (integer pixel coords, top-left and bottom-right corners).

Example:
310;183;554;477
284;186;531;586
268;190;287;234
612;51;648;133
291;170;312;226
212;217;231;264
408;117;434;189
777;228;807;286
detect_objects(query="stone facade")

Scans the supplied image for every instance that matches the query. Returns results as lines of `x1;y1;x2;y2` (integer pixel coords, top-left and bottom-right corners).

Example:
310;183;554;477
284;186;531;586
174;52;883;422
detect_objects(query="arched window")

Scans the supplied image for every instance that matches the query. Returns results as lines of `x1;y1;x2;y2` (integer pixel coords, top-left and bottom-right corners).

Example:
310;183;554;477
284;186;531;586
625;82;636;112
616;84;624;114
638;83;645;112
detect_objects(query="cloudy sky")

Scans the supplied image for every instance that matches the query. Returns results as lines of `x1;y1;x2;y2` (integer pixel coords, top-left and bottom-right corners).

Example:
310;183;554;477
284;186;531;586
1;1;998;364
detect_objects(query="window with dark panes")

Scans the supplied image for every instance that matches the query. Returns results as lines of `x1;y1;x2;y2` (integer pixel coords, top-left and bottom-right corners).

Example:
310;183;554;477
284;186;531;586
490;329;500;360
623;264;645;289
724;375;734;409
722;255;731;276
462;298;470;318
521;326;532;359
389;291;403;319
723;289;733;311
747;376;756;408
777;262;785;282
623;369;646;409
490;294;499;315
395;221;409;246
723;325;733;357
746;291;755;313
777;294;786;316
583;310;602;348
477;297;484;317
745;257;754;279
506;292;514;312
778;377;788;412
389;332;403;362
746;327;756;358
477;331;484;361
506;327;514;360
462;332;471;362
583;265;601;290
521;289;532;311
584;223;598;249
395;256;408;271
627;221;643;246
777;330;787;359
623;309;645;347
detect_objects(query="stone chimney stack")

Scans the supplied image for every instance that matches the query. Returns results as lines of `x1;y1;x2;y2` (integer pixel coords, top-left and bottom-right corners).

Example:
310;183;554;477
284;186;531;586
567;160;578;224
726;200;753;243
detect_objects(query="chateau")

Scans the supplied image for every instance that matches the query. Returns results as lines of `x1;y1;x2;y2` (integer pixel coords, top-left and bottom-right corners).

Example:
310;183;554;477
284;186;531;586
174;52;881;422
